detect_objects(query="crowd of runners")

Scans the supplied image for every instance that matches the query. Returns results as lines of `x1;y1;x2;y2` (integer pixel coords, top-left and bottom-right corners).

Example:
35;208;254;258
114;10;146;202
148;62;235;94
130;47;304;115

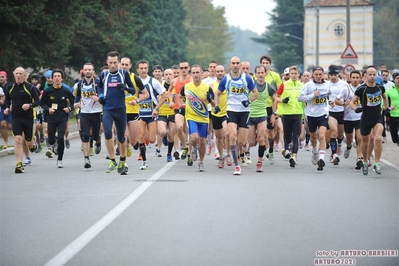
1;53;398;175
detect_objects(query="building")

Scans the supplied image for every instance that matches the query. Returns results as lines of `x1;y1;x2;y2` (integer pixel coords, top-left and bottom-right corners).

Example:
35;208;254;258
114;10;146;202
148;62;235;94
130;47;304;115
304;0;373;72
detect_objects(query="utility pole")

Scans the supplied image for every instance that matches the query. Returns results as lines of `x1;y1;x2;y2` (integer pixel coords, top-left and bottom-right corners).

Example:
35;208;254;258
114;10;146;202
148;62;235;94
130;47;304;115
316;0;320;66
347;0;351;44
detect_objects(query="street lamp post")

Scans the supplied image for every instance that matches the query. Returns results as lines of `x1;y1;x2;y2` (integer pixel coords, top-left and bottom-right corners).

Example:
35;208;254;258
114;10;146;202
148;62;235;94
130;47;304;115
284;33;304;69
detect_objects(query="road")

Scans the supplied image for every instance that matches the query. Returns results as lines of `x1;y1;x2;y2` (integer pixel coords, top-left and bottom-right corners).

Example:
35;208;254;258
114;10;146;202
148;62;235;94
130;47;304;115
1;136;398;266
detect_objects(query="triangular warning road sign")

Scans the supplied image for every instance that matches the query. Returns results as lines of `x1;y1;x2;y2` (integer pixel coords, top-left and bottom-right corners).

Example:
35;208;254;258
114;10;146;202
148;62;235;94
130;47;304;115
341;43;358;59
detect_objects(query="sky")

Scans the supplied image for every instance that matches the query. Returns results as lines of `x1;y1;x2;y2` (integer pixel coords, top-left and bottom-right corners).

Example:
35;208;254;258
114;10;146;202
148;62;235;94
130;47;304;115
212;0;276;35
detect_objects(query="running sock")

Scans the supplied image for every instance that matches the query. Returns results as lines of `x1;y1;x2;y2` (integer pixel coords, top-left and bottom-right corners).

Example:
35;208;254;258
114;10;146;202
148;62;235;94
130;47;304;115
89;136;93;148
330;138;337;154
139;143;147;161
120;156;126;162
305;133;310;144
269;138;274;153
319;150;325;160
337;137;344;145
168;141;174;154
258;145;266;158
230;145;239;166
85;156;89;160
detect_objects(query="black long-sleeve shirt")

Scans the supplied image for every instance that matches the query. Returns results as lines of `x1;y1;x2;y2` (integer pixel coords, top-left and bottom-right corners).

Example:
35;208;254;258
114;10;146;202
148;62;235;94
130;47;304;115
40;85;75;123
5;82;40;119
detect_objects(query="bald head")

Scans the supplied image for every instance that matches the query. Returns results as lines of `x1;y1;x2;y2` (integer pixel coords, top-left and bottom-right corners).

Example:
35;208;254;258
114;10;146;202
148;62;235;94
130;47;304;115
230;56;241;76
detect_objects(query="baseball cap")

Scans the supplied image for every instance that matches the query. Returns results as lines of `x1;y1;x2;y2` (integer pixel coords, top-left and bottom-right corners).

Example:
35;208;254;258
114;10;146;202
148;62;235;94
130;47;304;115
153;65;164;71
313;66;324;72
284;67;289;75
45;70;53;78
392;69;399;74
328;65;340;75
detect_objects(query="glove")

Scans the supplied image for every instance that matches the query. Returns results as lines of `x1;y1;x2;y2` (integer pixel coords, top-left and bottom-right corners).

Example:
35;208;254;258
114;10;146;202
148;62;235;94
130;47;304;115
282;97;290;104
214;106;221;114
355;107;363;113
207;90;214;102
383;108;391;117
242;100;250;107
98;94;106;105
117;83;126;90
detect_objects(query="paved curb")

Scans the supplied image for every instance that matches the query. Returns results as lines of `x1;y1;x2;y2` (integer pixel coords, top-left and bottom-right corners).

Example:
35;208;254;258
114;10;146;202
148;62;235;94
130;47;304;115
0;131;80;158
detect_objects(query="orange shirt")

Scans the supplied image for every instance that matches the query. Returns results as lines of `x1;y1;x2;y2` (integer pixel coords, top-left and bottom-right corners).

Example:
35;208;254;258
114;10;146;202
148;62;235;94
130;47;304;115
174;75;191;109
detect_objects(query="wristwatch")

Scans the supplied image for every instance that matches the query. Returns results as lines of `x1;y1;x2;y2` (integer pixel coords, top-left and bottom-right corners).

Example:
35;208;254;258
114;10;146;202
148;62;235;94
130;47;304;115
136;98;140;103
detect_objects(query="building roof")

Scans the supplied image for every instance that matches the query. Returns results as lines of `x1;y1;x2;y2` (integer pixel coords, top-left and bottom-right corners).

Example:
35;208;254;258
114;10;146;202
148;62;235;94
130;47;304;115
306;0;373;7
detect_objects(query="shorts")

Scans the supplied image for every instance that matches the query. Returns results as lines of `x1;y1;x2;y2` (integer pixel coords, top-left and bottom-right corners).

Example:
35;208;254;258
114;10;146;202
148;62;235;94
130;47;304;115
127;113;139;123
226;111;250;129
249;116;267;126
0;108;12;124
360;115;384;136
139;116;156;124
187;120;208;138
344;120;360;134
329;111;344;124
158;114;175;124
211;115;226;130
11;117;34;141
174;108;185;116
307;114;329;133
35;113;43;124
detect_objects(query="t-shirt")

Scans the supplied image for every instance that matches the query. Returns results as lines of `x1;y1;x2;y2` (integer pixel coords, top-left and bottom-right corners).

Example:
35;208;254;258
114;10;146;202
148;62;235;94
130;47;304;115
355;84;385;120
218;73;255;112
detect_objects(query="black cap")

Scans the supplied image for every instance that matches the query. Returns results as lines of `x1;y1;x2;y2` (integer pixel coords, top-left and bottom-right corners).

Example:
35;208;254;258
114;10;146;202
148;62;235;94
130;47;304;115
153;65;164;71
313;66;324;72
328;65;340;75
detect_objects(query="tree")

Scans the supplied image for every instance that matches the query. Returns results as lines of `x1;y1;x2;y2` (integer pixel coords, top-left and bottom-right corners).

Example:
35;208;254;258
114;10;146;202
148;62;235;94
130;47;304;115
141;0;188;69
182;0;233;67
252;0;304;73
371;0;399;69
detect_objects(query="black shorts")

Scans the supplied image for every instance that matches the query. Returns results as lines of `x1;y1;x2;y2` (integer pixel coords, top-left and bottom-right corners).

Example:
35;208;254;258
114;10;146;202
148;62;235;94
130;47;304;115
226;111;250;129
329;111;344;125
158;114;175;124
12;117;34;141
344;120;360;134
211;115;226;130
139;116;156;124
127;113;139;123
249;116;267;126
307;115;329;133
360;115;384;136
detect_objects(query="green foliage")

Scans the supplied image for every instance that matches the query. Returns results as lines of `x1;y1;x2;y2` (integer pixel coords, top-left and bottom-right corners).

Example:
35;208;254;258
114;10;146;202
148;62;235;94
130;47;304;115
141;0;188;69
226;27;269;71
182;0;232;67
371;0;399;69
252;0;304;73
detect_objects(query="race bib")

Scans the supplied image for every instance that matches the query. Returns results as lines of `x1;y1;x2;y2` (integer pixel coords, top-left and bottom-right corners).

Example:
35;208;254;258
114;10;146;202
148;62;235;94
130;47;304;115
366;91;381;107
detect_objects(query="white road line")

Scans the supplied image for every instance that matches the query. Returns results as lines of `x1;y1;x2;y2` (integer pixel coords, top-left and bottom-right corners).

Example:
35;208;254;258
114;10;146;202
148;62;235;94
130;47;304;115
380;158;399;172
44;161;177;266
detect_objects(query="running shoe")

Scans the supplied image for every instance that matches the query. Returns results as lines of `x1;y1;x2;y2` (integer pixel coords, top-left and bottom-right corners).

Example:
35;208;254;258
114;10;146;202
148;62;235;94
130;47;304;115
29;143;38;153
139;161;148;170
155;148;162;157
355;159;363;170
173;150;180;160
35;145;42;153
241;155;247;167
84;158;91;169
225;155;233;166
191;147;198;161
126;145;132;157
107;160;117;173
40;133;44;143
89;147;94;156
332;154;340;165
180;148;188;160
117;160;127;174
57;160;63;168
65;139;70;149
214;151;220;160
289;157;297;168
373;163;381;174
198;161;205;172
344;147;351;159
305;144;310;151
269;153;274;165
115;147;120;156
245;152;252;164
137;153;143;161
256;162;263;172
46;148;54;158
23;158;32;166
362;162;368;175
311;150;318;165
166;153;173;162
218;156;225;169
133;141;139;150
207;141;215;155
162;136;168;146
15;162;24;173
337;144;341;155
187;155;193;166
95;143;101;154
317;159;325;171
233;165;241;175
120;163;128;175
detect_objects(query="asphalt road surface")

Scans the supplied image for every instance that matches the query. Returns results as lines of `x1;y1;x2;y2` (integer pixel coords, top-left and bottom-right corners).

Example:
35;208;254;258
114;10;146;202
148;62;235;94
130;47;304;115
1;137;398;266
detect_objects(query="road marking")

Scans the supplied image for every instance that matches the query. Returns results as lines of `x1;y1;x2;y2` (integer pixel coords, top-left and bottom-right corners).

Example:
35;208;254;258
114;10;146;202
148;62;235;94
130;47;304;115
44;161;177;266
380;158;399;172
